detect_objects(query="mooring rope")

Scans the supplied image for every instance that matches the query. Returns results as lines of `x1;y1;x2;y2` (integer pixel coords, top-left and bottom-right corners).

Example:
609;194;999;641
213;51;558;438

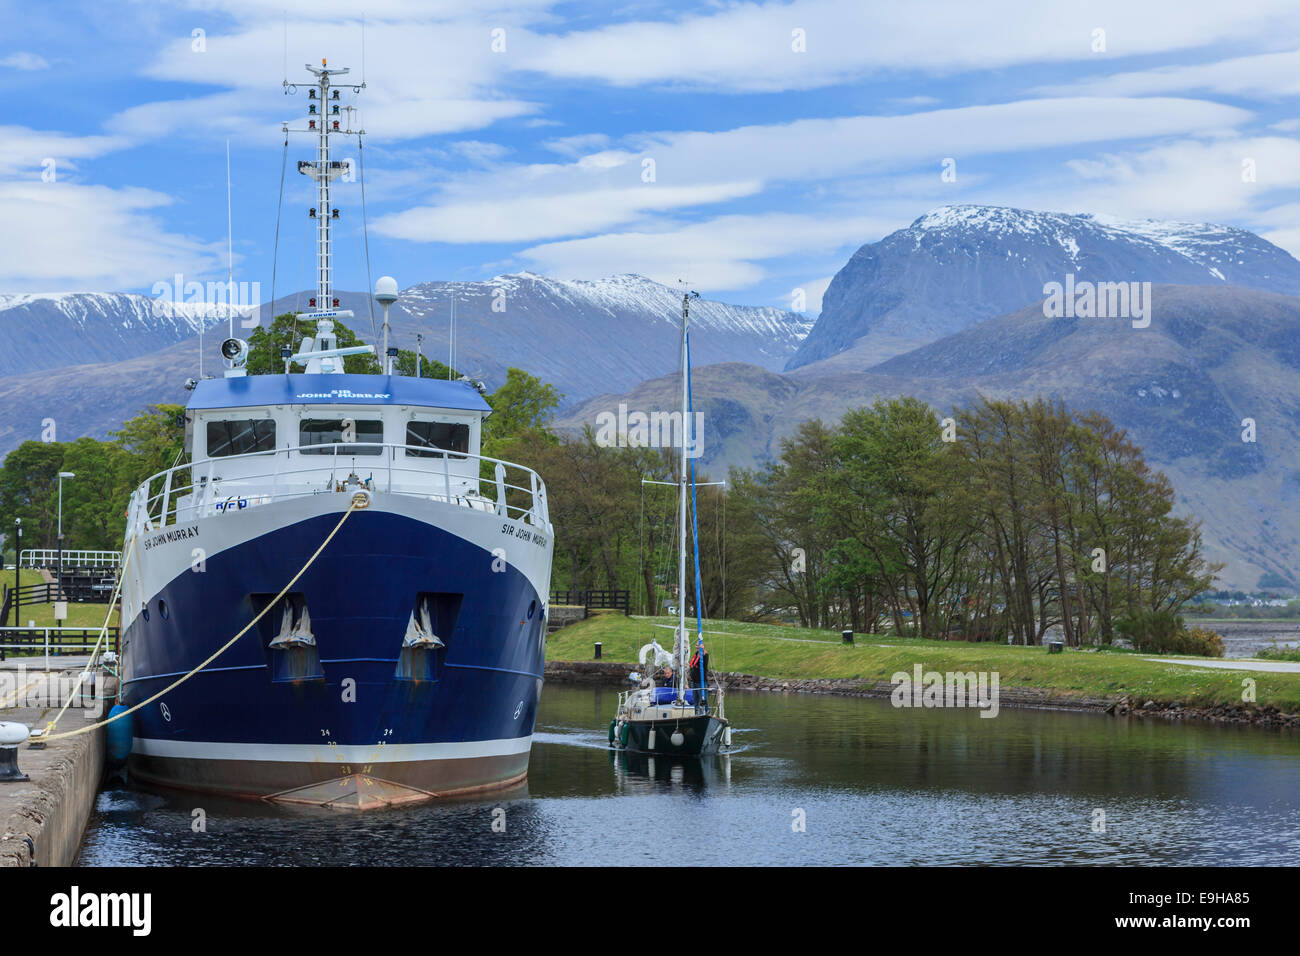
34;533;138;738
35;497;364;743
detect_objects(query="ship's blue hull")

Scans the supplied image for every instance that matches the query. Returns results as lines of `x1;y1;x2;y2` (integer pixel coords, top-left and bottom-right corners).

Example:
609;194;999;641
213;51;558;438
120;508;547;802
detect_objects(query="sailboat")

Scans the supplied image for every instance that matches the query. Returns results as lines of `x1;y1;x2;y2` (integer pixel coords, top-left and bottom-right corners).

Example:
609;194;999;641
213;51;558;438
609;291;731;757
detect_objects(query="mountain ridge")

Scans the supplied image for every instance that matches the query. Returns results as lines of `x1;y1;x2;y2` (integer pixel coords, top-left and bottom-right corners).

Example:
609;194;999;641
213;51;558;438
558;282;1300;591
787;204;1300;372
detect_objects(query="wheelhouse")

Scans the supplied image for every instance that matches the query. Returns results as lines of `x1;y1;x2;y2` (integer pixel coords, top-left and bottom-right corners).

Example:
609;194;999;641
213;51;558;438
123;372;554;532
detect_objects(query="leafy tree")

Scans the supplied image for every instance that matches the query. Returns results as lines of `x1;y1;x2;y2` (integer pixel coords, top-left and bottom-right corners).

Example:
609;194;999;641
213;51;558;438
112;403;186;488
0;440;65;550
59;438;136;550
819;398;975;638
391;348;458;380
482;368;562;459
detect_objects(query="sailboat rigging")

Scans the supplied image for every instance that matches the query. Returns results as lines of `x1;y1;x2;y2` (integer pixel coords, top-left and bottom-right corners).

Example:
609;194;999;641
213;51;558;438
609;291;732;756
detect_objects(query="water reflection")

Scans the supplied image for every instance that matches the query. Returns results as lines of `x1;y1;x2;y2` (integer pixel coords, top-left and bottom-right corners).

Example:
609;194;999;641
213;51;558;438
609;748;733;795
77;683;1300;866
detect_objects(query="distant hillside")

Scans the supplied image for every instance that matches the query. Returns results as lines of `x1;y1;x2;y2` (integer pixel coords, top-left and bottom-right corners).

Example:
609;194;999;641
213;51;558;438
0;273;809;455
788;204;1300;371
260;272;810;402
558;284;1300;591
0;293;222;377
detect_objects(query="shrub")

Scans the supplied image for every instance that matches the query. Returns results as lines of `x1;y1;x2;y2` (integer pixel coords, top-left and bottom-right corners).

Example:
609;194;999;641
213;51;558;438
1115;610;1183;653
1115;612;1224;657
1181;627;1226;658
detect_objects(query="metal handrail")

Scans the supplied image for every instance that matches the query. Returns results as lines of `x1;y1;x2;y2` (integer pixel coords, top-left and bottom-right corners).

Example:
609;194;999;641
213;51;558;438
19;549;122;568
127;441;552;535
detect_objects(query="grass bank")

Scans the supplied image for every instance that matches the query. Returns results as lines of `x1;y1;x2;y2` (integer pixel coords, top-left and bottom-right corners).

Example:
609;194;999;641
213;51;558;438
546;612;1300;713
2;568;118;630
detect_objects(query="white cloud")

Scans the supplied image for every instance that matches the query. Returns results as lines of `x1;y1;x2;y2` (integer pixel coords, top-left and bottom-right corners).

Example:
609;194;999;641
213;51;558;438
122;18;539;143
1050;136;1300;221
543;133;611;157
165;0;554;20
374;181;763;243
515;0;1300;92
1036;48;1300;100
0;126;126;175
0;52;49;71
0;182;225;291
517;213;889;291
792;275;834;314
368;96;1248;249
627;97;1251;184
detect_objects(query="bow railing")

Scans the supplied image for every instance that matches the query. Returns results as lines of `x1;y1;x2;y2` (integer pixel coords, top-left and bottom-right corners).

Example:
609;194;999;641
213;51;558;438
126;442;551;535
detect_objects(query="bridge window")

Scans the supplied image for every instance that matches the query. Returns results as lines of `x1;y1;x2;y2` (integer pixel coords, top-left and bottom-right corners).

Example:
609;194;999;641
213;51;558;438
207;419;276;457
405;420;469;457
299;418;383;455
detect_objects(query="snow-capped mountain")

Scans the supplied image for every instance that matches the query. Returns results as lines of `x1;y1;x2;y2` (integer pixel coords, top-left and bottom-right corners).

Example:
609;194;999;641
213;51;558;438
559;282;1300;590
265;272;812;402
0;292;226;377
787;204;1300;371
0;273;811;457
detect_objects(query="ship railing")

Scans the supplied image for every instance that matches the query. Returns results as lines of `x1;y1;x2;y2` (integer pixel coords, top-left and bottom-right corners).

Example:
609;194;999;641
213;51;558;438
126;442;551;537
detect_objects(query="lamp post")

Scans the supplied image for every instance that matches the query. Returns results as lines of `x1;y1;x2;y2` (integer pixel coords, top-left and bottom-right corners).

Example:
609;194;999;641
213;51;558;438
11;518;19;627
56;472;75;602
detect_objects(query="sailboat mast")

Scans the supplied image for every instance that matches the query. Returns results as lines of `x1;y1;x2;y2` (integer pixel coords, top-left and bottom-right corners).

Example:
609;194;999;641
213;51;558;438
677;292;692;698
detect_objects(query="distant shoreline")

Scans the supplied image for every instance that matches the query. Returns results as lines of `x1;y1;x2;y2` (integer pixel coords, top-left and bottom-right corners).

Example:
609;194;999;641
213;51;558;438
544;660;1300;731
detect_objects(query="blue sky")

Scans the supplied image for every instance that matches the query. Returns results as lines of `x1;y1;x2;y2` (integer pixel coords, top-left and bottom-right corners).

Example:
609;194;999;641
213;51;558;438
4;0;1300;314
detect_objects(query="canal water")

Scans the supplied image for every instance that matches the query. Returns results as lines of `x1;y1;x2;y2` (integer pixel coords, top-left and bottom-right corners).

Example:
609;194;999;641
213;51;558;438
77;684;1300;865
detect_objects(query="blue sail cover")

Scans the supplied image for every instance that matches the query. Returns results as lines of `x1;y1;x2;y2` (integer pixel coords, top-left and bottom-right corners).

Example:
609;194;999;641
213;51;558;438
651;687;701;705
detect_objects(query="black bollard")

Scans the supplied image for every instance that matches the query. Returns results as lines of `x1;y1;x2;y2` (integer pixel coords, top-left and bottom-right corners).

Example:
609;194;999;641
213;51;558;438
594;641;602;659
842;629;854;645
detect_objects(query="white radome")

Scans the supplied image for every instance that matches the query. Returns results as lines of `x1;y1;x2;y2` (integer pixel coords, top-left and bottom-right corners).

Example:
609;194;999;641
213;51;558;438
374;276;399;306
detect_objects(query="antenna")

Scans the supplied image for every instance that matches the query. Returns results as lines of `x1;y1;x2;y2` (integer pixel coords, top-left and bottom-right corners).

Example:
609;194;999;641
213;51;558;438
226;139;234;339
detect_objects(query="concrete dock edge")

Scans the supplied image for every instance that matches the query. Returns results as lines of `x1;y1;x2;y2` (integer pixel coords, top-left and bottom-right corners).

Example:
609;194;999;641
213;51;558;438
0;723;105;867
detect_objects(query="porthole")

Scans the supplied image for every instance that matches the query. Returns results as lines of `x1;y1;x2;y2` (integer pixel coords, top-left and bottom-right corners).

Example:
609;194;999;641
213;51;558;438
158;600;169;620
527;600;536;620
141;603;150;622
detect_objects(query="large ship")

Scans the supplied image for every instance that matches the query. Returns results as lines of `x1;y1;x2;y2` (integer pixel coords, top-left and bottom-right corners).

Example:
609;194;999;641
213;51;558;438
115;61;555;809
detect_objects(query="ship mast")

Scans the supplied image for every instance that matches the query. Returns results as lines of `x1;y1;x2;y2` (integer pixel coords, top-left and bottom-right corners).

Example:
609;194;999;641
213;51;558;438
298;59;352;311
278;59;375;374
676;290;698;700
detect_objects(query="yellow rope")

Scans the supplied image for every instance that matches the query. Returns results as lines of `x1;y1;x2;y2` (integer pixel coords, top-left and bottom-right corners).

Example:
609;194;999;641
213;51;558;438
36;498;362;743
37;534;137;737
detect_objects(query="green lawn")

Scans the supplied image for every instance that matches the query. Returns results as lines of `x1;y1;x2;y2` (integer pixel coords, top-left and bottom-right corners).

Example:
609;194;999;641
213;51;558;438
3;567;119;630
546;611;1300;713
